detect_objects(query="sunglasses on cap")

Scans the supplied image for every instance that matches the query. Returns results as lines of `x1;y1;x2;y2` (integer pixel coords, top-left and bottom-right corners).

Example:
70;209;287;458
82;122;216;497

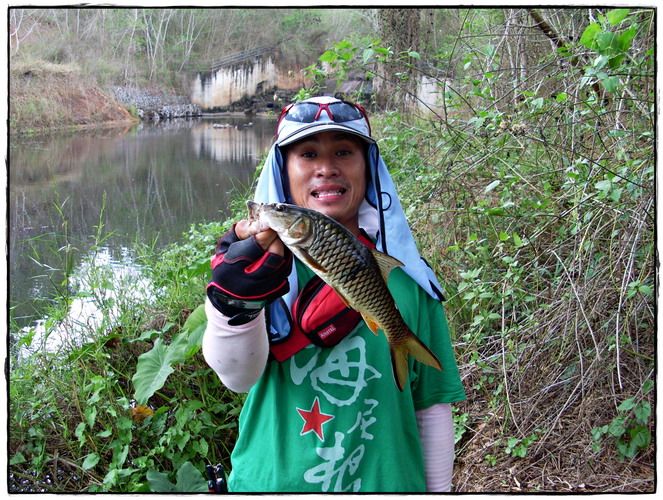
277;100;372;136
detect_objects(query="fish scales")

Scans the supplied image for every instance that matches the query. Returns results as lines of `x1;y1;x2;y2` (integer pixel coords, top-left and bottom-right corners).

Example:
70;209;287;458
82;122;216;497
246;201;442;391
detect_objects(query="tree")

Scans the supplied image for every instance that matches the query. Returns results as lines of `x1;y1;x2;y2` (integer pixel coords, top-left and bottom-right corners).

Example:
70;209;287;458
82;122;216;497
374;8;425;111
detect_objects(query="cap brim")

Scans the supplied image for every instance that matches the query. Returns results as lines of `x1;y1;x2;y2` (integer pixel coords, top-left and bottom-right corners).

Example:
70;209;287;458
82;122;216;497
277;122;375;146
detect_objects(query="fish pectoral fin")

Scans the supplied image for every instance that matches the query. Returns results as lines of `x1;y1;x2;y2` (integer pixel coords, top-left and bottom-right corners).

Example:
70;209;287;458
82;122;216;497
371;249;404;283
361;313;381;336
300;253;326;273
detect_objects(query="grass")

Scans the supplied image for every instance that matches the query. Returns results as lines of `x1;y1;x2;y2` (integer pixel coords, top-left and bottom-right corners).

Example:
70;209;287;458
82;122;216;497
10;57;135;135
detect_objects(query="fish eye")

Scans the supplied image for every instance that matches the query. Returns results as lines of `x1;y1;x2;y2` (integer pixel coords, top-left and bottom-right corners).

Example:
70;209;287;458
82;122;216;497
275;204;285;212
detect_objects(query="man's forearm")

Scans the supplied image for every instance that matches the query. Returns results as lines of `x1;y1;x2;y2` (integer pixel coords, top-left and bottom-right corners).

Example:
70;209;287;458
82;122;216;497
416;403;455;492
202;299;269;393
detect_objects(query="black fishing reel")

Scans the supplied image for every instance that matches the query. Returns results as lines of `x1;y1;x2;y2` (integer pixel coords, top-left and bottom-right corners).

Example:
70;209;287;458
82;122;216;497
206;464;228;493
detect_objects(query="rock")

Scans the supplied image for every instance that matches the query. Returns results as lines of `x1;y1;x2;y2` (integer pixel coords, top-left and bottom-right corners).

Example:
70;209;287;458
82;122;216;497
113;86;202;121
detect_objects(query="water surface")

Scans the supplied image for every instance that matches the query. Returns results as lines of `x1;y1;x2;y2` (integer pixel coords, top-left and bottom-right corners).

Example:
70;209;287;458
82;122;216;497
9;116;275;329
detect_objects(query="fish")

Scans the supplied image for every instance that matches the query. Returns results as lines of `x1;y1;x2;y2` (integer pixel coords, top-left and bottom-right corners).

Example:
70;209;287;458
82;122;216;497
246;201;442;391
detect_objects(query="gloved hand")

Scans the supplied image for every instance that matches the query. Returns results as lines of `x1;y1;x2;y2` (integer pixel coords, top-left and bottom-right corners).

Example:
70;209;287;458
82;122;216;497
206;223;292;325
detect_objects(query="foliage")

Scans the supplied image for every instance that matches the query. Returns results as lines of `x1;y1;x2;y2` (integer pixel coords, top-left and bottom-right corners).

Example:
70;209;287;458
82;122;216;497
9;212;243;492
9;7;373;90
590;380;653;461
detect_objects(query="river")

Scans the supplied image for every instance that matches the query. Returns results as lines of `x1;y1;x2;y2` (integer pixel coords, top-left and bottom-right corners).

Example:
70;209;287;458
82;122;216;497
8;116;275;336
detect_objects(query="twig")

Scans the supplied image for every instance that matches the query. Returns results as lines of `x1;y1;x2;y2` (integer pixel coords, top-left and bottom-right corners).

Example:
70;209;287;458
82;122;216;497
549;249;601;360
500;282;521;436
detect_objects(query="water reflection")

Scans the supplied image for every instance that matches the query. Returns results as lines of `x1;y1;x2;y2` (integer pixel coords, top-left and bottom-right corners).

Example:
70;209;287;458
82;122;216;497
16;246;150;360
9;116;276;328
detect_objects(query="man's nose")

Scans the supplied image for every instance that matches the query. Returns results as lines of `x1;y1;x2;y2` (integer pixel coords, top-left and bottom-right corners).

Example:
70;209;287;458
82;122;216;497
315;157;339;176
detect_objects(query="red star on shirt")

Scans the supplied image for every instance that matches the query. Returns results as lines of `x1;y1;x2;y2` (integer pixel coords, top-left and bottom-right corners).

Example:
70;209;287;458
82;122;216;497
297;397;334;441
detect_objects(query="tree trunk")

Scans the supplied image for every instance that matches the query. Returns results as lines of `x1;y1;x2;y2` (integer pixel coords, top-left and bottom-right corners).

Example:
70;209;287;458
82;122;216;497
374;8;422;112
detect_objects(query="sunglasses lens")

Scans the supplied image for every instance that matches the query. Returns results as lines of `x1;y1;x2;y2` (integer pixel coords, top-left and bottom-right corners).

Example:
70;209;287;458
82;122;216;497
283;103;319;123
328;103;364;122
283;102;365;124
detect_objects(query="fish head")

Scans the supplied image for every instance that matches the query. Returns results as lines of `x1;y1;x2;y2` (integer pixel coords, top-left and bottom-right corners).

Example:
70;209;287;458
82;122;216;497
246;201;314;246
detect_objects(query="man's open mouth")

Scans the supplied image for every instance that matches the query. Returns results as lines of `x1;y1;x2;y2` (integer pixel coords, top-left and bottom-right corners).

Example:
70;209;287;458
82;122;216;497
312;189;346;199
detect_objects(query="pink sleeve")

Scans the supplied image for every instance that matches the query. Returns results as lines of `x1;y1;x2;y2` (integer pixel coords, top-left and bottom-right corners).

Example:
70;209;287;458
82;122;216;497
202;299;270;393
416;403;455;492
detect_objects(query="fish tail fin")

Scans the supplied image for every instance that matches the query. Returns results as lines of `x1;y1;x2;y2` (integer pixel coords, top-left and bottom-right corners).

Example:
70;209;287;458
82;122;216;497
390;334;443;392
390;346;410;392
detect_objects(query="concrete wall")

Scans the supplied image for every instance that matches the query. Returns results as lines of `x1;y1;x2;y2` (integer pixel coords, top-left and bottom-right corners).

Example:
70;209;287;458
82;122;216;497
191;55;303;111
417;75;453;116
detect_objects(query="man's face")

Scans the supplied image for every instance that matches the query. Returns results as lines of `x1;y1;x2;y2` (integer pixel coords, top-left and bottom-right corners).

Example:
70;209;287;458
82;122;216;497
284;131;367;234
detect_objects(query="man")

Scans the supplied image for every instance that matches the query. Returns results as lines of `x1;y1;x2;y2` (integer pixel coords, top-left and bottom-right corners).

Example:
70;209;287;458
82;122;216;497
202;96;465;492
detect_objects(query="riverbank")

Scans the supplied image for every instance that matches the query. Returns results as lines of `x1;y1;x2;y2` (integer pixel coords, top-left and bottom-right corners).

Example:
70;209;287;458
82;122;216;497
9;59;139;135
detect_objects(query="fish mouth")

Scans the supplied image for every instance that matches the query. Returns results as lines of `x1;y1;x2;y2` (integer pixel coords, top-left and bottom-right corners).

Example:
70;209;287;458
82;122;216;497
246;200;261;221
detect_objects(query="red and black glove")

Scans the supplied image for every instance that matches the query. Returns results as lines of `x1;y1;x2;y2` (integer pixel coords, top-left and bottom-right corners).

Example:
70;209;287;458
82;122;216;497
206;224;292;325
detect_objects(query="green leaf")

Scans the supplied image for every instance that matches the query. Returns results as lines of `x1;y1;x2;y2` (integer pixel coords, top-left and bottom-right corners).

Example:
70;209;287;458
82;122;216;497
85;406;98;428
484;180;500;193
75;422;86;443
606;8;630;26
634;401;651;424
513;234;523;247
556;93;568;102
10;451;26;465
147;469;177;492
617;397;636;411
601;76;620;93
629;425;651;449
96;428;112;438
132;335;188;405
408;51;421;59
579;22;601;48
82;453;100;470
596;31;617;52
319;50;338;63
595;179;612;192
616;26;637;51
181;303;208;358
182;303;207;335
608;416;627;437
175;462;209;492
147;462;208;493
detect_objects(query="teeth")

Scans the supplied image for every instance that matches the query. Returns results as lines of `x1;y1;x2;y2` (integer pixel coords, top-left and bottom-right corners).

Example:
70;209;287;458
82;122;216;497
314;190;345;199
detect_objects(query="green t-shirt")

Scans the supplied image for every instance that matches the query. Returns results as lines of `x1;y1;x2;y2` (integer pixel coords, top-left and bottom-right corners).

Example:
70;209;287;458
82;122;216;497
227;262;466;493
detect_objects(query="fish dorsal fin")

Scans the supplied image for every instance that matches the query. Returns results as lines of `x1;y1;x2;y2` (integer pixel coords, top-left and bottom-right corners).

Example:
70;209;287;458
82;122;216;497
370;248;404;283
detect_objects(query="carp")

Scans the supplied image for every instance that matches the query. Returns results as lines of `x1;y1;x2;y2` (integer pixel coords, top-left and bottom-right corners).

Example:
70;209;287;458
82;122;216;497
246;201;442;391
